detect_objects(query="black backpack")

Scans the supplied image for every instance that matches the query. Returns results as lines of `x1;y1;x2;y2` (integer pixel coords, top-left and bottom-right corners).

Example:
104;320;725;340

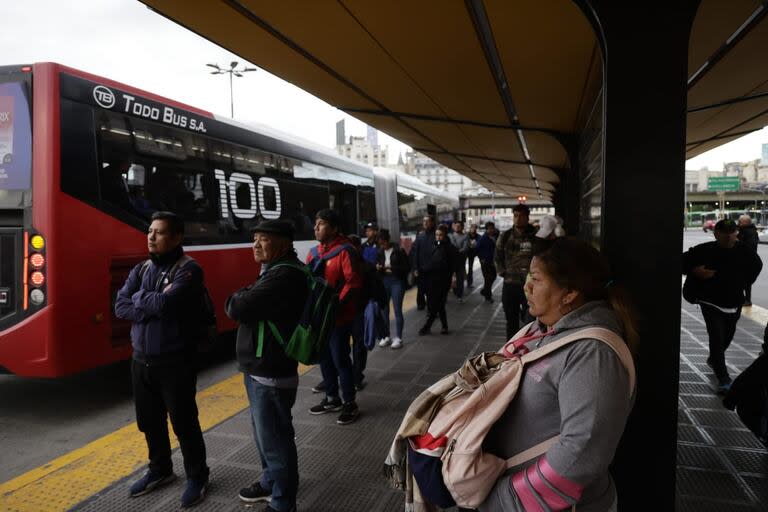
724;354;768;447
138;255;218;352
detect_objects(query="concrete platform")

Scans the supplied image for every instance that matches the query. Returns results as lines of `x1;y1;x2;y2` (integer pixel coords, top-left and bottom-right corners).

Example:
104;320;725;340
58;278;768;510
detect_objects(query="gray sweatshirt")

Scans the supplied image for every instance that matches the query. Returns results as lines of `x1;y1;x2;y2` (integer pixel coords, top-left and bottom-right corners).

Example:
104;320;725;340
479;301;634;512
448;232;469;259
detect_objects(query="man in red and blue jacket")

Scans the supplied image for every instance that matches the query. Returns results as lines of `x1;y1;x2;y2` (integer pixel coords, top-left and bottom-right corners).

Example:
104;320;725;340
306;209;363;425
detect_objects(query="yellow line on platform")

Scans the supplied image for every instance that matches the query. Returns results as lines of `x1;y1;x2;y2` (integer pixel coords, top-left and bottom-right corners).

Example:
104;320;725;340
0;365;306;512
0;287;421;512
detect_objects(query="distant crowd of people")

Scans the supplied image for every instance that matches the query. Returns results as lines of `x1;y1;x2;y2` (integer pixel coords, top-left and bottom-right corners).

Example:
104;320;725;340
115;204;642;512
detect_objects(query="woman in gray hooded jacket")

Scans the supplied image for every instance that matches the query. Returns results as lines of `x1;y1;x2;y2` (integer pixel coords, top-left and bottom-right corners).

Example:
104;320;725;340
480;238;638;512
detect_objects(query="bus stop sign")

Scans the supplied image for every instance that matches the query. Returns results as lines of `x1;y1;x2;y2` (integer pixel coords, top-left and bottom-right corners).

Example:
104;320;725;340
708;177;740;191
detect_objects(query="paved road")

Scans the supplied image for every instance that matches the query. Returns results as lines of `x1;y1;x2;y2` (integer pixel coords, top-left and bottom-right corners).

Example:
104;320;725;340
683;229;768;308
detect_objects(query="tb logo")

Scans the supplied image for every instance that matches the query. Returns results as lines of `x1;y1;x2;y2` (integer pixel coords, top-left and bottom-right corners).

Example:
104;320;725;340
93;86;116;109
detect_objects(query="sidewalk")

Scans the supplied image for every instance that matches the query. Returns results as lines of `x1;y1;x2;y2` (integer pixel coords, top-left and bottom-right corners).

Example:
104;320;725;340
677;302;767;511
71;276;505;512
69;285;768;511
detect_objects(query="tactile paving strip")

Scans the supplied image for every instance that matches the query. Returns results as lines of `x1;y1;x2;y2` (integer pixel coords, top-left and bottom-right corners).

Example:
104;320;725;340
722;448;768;474
676;468;748;501
676;445;727;470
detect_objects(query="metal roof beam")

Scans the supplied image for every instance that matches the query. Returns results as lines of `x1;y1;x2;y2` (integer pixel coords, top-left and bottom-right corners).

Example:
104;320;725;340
465;0;541;197
687;2;768;89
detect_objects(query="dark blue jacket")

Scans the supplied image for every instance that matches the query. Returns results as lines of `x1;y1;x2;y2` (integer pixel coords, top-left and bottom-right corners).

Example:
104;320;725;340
115;246;204;361
412;228;436;271
476;233;497;263
361;240;379;266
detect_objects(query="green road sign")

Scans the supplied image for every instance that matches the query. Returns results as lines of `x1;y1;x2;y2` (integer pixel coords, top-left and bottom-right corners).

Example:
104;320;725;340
708;177;740;191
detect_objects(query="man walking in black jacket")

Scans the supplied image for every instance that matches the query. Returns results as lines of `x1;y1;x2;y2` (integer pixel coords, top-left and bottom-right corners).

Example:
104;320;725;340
738;214;759;306
412;215;436;310
226;219;308;512
683;219;763;393
115;211;209;508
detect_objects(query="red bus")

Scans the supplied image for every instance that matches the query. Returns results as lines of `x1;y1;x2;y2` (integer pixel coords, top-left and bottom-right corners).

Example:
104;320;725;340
0;63;457;377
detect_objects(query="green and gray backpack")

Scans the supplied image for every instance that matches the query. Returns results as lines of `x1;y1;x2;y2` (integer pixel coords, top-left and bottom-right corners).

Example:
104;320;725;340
256;248;348;364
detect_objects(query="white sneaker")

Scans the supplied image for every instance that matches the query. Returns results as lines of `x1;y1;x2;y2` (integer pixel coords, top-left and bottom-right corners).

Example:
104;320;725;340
391;338;403;349
378;337;391;347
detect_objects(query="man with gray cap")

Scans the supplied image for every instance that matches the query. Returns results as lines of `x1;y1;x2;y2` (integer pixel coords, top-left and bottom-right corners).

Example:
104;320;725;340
226;219;308;512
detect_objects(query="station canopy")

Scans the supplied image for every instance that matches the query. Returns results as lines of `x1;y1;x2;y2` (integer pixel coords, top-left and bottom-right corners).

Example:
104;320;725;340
142;0;768;201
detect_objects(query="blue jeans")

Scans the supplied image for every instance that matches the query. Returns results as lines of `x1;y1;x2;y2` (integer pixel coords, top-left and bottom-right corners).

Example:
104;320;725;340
351;314;367;386
382;275;405;339
320;323;356;403
243;375;298;512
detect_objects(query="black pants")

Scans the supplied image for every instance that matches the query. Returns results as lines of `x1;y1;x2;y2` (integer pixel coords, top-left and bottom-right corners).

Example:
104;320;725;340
466;253;476;285
745;285;752;304
700;304;741;383
480;261;496;299
423;278;449;330
502;282;530;340
416;272;427;310
132;359;208;480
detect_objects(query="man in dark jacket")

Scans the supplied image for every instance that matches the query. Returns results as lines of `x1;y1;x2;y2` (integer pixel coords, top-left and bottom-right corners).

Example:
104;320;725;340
476;221;498;303
683;219;763;393
115;211;209;508
226;219;307;512
495;204;537;339
411;215;436;310
418;224;455;335
738;214;759;306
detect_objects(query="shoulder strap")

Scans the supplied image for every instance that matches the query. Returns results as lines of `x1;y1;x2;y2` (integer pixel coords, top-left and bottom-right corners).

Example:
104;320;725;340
168;255;194;282
519;327;635;394
322;243;354;261
269;261;313;279
138;259;152;280
505;436;560;468
504;327;635;471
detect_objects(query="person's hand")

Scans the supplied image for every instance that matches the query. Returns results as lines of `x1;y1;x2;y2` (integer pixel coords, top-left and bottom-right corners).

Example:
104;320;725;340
413;270;419;277
376;263;383;270
692;265;716;280
163;283;174;293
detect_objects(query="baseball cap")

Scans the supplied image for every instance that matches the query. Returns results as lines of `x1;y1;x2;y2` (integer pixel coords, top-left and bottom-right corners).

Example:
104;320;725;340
364;221;378;230
536;215;559;239
251;219;295;240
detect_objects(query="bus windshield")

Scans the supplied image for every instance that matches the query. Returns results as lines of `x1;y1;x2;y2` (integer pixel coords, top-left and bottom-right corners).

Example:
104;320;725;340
0;80;32;204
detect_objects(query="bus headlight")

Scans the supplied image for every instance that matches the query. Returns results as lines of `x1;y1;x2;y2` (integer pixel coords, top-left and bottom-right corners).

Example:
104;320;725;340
30;289;45;305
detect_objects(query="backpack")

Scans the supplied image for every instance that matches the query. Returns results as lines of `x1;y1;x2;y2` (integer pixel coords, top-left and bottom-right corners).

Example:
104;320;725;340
724;353;768;447
138;255;218;352
308;243;356;276
682;275;701;305
407;324;636;509
256;261;339;365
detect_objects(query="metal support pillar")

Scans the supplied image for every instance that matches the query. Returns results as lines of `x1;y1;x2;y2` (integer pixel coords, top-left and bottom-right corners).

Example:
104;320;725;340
580;2;700;510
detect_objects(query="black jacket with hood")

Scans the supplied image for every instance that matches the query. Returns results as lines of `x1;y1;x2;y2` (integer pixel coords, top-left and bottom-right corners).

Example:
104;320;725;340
225;250;309;378
683;241;763;308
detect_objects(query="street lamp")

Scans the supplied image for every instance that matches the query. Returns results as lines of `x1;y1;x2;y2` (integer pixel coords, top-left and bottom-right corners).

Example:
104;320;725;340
206;61;258;118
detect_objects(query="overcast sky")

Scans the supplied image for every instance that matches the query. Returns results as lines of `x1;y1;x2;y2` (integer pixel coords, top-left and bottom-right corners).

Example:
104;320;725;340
3;0;766;171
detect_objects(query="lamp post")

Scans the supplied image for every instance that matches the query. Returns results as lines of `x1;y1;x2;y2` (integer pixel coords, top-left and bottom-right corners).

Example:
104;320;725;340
206;61;258;118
